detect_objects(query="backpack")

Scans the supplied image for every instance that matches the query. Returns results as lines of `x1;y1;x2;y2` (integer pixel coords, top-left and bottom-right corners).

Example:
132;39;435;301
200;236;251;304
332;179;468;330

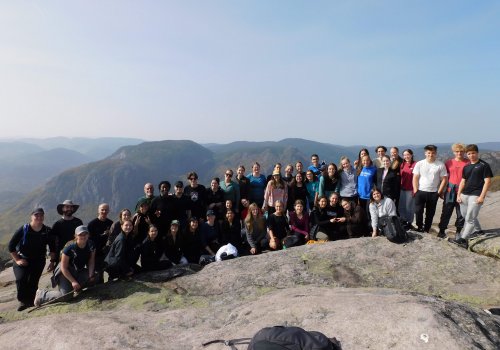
15;224;30;252
202;326;341;350
379;216;408;243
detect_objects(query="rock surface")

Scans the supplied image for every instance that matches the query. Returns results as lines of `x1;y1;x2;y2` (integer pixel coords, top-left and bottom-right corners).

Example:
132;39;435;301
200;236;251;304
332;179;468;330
0;234;499;350
0;191;499;349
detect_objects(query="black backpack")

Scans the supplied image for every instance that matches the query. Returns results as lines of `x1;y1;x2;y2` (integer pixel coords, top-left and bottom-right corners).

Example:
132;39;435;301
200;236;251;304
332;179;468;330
203;326;341;350
379;216;408;243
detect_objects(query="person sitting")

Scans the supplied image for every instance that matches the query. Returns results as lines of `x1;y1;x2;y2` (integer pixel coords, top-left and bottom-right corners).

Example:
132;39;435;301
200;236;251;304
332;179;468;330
181;217;202;264
266;200;290;251
368;188;398;238
140;224;172;271
34;225;95;307
312;196;337;241
244;203;267;255
164;220;188;265
200;210;221;256
220;209;243;253
104;220;137;280
335;198;370;239
288;199;310;245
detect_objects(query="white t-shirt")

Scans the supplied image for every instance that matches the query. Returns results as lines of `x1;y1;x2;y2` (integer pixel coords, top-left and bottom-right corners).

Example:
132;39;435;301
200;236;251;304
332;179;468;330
413;159;447;192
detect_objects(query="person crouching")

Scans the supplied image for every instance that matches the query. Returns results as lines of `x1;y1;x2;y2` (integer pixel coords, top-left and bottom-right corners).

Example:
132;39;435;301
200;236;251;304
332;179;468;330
34;225;96;306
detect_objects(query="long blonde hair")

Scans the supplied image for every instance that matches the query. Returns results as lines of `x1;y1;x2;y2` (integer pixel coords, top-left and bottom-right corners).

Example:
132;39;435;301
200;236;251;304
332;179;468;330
244;203;265;233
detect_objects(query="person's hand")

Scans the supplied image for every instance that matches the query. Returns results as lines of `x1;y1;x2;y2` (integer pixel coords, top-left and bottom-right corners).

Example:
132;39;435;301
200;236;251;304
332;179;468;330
47;261;55;272
16;258;28;267
337;217;346;223
250;247;257;255
438;191;445;200
457;194;462;203
71;281;82;291
269;238;277;250
155;210;161;218
476;196;485;204
371;230;378;238
88;274;96;284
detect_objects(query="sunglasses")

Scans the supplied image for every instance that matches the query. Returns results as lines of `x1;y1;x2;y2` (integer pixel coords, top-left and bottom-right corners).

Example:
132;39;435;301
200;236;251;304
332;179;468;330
225;173;232;177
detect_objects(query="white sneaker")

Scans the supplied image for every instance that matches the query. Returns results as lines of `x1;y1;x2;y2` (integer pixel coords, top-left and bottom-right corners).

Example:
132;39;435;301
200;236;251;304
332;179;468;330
34;289;43;307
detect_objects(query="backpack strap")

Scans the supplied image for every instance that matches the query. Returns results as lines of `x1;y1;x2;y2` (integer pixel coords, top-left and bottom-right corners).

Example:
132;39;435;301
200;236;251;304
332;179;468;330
202;338;251;350
22;224;29;246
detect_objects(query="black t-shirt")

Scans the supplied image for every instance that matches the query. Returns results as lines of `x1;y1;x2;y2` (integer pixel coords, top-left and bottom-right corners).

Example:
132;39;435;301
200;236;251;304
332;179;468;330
184;185;207;219
170;194;190;222
87;218;113;253
51;217;84;252
150;194;175;233
62;241;95;271
8;224;53;259
267;214;289;240
462;160;493;196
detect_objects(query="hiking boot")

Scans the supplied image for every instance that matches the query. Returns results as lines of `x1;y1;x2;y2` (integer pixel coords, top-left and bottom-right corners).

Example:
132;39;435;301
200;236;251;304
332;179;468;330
416;227;425;233
437;230;447;239
34;289;43;307
17;302;29;312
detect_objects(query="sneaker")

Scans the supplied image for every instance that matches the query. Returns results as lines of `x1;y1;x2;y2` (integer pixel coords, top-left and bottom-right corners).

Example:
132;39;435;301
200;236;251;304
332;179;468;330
448;237;468;249
437;230;447;239
17;302;29;312
34;289;43;307
416;227;425;233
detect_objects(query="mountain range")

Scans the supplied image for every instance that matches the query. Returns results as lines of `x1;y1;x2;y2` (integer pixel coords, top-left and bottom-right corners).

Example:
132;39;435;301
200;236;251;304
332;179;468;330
0;138;499;244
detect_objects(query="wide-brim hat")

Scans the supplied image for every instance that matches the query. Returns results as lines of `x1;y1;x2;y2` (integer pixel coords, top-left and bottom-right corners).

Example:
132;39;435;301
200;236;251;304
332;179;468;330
57;199;80;215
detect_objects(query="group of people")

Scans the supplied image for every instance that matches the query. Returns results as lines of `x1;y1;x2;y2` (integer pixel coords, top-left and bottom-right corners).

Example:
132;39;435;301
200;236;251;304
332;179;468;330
8;143;492;311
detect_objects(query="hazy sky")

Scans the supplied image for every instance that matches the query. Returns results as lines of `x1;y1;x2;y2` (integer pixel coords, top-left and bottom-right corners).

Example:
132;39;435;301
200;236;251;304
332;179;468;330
1;1;498;146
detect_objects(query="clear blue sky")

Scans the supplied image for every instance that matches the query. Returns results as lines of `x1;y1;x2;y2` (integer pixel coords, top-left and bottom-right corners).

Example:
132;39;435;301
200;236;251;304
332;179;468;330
1;1;498;145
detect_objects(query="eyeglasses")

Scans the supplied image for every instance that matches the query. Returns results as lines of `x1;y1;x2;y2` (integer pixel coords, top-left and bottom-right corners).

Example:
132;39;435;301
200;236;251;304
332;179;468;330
189;178;197;181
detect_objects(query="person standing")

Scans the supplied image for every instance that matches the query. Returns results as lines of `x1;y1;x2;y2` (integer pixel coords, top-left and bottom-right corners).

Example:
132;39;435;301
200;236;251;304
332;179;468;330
437;144;469;238
308;154;322;177
373;146;387;168
9;208;56;311
51;200;83;256
150;181;174;237
184;172;207;223
399;149;417;229
247;162;267;207
454;144;493;246
220;169;240;215
412;145;448;233
134;183;156;213
87;203;113;283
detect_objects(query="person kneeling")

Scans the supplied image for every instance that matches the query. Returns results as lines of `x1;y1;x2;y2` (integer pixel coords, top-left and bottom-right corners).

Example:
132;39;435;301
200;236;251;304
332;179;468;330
34;225;95;306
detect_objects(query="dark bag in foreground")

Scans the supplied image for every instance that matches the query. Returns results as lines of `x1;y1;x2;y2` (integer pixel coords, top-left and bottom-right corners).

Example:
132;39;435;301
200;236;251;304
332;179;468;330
248;326;341;350
379;215;408;243
202;325;341;350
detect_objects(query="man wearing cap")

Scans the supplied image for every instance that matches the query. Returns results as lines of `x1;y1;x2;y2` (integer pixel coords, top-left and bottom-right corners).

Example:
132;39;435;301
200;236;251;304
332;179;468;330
51;200;84;257
87;203;113;283
200;210;221;256
9;208;56;311
34;225;95;307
